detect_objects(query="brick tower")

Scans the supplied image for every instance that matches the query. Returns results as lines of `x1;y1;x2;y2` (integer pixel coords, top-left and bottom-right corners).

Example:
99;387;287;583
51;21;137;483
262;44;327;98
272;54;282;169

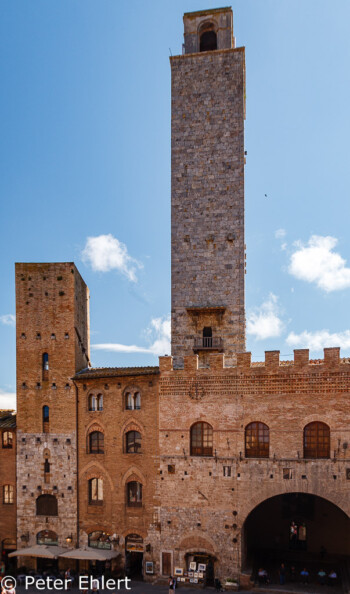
170;7;246;366
15;263;89;561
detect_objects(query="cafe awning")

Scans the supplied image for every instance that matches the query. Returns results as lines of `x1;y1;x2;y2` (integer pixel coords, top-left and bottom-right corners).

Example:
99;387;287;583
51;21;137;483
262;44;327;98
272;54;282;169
9;545;69;559
59;547;118;561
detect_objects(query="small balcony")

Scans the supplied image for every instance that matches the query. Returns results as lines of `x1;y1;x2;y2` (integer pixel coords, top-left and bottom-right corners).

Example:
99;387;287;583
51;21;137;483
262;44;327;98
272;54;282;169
193;336;223;351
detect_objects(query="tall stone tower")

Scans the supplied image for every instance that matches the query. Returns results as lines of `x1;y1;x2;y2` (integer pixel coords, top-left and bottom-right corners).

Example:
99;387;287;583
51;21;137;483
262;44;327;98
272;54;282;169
15;263;89;559
170;7;246;366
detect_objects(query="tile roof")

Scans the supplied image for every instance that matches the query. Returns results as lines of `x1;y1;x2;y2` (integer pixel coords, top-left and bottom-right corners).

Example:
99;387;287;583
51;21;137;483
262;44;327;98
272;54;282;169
73;366;160;380
0;410;16;428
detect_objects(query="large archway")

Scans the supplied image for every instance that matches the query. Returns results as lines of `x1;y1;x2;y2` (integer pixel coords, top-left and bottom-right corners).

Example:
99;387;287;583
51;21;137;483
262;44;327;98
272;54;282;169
242;493;350;579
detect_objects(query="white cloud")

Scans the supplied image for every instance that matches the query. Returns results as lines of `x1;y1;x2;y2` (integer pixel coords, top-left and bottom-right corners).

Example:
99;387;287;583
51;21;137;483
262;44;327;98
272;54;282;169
92;315;171;357
0;314;15;326
275;228;286;239
288;235;350;292
0;389;16;410
247;293;284;340
81;234;143;282
286;329;350;352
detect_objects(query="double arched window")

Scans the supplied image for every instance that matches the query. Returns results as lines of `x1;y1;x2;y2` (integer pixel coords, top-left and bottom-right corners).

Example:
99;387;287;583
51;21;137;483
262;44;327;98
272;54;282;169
125;431;142;453
190;422;213;456
89;431;104;454
88;478;104;505
88;394;103;412
125;389;141;410
303;422;330;459
127;481;142;507
245;422;269;458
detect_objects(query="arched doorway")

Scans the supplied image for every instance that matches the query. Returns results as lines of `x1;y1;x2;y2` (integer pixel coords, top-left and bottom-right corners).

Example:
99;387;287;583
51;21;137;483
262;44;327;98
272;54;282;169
125;534;143;580
242;493;350;583
184;552;216;587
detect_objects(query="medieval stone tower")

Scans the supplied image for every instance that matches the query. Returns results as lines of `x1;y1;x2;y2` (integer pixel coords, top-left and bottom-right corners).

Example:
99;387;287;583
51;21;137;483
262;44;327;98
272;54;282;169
171;7;246;366
15;263;89;553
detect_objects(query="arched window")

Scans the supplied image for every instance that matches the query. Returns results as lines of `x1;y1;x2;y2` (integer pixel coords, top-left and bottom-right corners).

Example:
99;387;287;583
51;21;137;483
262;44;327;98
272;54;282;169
89;394;103;412
88;478;103;505
3;485;14;504
37;530;58;545
43;406;49;433
245;422;269;458
125;431;142;453
190;422;213;456
36;494;58;516
2;431;13;449
88;531;111;550
89;431;104;454
42;353;49;380
199;24;217;52
127;481;142;507
304;422;330;459
125;390;141;410
89;394;97;411
42;353;49;371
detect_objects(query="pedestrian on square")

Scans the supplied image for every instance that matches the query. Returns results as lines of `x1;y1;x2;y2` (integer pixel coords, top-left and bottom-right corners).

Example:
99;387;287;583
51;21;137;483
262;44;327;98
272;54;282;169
279;563;286;585
168;575;176;592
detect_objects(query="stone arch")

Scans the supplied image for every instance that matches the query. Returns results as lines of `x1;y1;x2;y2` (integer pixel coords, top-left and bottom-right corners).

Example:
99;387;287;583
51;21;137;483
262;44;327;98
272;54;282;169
120;418;145;437
179;532;216;554
79;461;114;492
297;414;333;430
241;487;350;529
241;490;350;572
86;420;105;435
122;466;146;487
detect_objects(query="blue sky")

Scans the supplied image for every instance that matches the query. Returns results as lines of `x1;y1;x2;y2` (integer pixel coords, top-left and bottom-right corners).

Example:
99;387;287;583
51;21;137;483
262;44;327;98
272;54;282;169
1;1;350;409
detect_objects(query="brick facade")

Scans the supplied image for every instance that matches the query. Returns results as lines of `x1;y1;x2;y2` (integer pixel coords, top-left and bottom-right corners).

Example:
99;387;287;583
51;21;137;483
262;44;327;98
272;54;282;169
0;412;16;567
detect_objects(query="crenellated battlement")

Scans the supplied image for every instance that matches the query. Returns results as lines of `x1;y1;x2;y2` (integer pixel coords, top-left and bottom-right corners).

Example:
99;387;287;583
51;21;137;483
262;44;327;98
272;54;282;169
159;347;349;373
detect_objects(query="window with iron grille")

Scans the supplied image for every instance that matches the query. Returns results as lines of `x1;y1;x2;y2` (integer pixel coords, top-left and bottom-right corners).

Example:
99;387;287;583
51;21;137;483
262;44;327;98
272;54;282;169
190;422;213;456
245;422;269;458
303;422;330;459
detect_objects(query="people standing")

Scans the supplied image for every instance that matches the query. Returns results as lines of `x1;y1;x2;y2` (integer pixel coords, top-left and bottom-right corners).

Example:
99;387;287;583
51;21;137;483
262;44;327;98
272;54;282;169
279;563;286;585
168;576;176;592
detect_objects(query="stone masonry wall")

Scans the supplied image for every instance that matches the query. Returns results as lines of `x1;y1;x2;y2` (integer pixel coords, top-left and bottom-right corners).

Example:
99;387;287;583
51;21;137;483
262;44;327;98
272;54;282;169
170;47;246;365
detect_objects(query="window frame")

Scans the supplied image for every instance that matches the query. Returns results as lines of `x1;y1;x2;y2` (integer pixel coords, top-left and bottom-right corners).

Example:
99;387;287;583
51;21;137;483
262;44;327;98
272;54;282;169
125;430;142;454
190;422;213;457
2;431;13;449
3;484;14;504
245;422;270;459
127;481;142;508
88;477;104;505
89;431;104;454
303;421;330;459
